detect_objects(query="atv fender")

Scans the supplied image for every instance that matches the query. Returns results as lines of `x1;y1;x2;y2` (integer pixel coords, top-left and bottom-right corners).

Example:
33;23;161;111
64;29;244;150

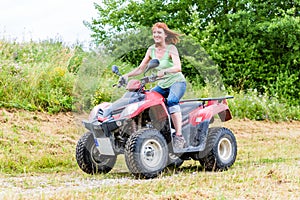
82;120;115;156
94;138;115;156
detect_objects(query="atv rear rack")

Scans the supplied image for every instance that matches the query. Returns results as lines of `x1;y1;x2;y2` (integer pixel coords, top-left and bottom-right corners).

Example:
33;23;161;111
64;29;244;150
180;96;234;103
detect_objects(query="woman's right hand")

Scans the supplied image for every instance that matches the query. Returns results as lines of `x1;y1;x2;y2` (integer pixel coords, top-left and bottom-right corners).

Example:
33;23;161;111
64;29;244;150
118;75;128;86
122;75;128;82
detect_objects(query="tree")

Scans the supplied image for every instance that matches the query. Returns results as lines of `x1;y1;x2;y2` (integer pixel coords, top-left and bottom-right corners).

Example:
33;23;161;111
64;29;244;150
200;1;300;103
85;0;300;104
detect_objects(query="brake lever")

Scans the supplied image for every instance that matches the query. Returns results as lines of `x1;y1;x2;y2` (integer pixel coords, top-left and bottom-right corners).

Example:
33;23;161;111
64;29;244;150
112;84;123;88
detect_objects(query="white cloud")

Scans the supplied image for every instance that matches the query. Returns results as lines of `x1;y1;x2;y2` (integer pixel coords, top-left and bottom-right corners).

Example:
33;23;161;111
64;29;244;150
0;0;98;45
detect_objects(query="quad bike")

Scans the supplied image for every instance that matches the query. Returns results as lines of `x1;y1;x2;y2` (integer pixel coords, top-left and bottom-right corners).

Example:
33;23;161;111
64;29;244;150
75;59;237;179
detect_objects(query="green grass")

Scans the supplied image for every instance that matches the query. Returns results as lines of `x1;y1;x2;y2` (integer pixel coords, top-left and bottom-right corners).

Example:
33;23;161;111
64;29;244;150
0;109;82;174
0;110;299;199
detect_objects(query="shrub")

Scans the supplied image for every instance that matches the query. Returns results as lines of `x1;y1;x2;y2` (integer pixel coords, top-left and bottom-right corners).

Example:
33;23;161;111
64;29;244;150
0;39;81;113
228;88;299;121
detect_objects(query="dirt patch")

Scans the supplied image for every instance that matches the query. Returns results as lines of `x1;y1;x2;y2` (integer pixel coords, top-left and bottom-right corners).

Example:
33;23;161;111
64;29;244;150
225;118;300;136
0;173;142;199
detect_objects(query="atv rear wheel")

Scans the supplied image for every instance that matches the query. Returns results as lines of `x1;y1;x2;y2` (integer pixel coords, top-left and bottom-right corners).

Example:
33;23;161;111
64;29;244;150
125;128;168;179
76;131;117;174
199;127;237;171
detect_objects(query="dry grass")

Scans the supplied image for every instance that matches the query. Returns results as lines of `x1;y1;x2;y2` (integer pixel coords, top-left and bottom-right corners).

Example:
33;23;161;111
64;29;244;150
0;109;300;199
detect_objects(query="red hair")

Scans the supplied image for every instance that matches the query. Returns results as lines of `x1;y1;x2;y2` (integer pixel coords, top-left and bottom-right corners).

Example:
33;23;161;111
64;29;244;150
152;22;181;44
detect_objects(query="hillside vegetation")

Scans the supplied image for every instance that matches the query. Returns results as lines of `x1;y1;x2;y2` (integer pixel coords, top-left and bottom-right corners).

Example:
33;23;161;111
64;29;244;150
0;39;299;121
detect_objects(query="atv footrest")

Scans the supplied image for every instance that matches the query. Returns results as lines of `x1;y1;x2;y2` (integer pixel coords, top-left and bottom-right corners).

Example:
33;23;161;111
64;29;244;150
173;146;202;154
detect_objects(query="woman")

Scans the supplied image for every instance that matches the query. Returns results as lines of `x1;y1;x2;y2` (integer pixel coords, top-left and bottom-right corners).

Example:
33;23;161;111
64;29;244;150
122;22;186;149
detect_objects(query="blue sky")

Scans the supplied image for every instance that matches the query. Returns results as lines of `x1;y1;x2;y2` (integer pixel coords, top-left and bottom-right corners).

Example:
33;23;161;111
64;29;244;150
0;0;98;45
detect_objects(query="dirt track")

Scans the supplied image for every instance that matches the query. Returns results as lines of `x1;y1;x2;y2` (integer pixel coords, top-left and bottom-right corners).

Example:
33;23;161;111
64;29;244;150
0;173;144;199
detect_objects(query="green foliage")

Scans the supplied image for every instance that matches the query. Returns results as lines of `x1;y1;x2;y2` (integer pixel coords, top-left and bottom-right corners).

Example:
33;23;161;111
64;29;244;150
73;50;130;110
184;83;299;121
0;38;299;121
201;6;300;105
228;88;300;121
92;87;112;105
67;46;86;73
86;0;300;106
0;39;137;113
0;40;85;113
100;27;153;65
85;0;193;45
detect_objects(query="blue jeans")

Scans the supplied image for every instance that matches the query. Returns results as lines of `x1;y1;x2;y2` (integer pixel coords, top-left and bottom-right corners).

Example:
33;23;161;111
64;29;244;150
151;82;186;114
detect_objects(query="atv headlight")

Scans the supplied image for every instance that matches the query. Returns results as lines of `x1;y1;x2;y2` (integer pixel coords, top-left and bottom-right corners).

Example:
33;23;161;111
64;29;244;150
120;102;145;118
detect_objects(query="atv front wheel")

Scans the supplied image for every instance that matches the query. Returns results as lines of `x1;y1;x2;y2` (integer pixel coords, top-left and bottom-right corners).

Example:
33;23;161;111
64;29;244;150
125;128;168;179
200;127;237;171
76;131;117;174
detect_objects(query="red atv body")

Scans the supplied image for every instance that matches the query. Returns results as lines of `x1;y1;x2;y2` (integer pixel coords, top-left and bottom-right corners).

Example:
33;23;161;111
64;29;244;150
76;59;237;179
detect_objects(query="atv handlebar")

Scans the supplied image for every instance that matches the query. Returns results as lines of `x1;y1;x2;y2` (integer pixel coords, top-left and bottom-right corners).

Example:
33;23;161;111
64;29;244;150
140;74;161;85
113;76;127;88
114;74;161;88
112;59;162;89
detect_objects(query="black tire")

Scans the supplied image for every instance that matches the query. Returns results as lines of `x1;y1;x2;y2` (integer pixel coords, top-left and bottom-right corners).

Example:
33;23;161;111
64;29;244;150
199;127;237;171
167;153;184;169
125;128;168;179
76;132;117;174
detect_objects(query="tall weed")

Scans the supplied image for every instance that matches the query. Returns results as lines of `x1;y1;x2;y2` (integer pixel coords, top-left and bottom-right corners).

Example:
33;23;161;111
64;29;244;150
0;39;299;120
228;88;299;121
0;39;84;113
183;83;299;121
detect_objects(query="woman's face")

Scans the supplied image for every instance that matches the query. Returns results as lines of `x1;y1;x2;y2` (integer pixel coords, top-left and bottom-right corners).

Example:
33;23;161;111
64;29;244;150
152;27;167;44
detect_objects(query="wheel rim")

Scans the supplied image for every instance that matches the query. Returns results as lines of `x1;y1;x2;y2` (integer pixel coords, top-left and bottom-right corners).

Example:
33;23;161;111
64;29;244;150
218;137;233;162
141;139;163;169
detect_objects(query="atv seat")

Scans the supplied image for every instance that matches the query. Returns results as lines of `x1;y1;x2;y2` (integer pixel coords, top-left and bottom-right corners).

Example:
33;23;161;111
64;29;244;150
179;101;202;116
